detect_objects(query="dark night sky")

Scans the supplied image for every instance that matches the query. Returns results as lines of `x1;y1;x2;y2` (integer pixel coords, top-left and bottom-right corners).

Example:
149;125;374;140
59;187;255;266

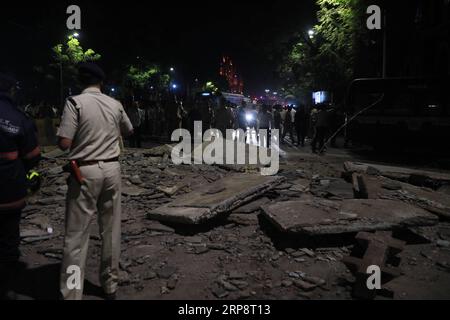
1;0;317;95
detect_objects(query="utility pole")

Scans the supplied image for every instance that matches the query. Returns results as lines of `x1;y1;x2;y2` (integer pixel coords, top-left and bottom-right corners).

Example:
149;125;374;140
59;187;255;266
382;8;387;78
59;62;64;108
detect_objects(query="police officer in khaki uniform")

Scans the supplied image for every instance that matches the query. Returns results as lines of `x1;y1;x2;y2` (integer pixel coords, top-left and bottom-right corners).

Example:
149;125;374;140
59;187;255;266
57;63;133;300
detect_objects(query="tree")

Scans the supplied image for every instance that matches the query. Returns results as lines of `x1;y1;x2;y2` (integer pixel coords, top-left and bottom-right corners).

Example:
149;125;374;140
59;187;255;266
124;64;171;101
202;81;219;93
51;35;102;104
276;0;369;102
52;35;101;66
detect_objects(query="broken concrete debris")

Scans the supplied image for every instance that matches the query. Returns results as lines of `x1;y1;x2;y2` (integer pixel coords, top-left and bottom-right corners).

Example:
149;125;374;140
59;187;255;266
147;174;285;224
343;231;405;300
354;173;450;219
344;161;450;185
261;199;437;235
231;197;271;214
352;173;369;199
311;177;355;199
16;145;450;300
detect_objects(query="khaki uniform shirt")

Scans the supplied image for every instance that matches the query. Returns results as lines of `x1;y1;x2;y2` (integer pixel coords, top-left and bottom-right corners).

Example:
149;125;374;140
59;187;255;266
57;87;133;161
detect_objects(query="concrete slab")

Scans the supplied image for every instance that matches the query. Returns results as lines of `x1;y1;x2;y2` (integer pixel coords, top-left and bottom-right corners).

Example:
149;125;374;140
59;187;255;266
232;197;271;214
344;161;450;184
147;174;284;224
189;138;282;175
362;174;450;219
122;184;150;197
226;213;260;225
311;178;354;199
261;199;438;235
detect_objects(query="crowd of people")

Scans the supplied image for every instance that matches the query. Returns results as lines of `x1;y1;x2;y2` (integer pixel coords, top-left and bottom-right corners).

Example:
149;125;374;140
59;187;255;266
18;92;341;154
122;94;340;154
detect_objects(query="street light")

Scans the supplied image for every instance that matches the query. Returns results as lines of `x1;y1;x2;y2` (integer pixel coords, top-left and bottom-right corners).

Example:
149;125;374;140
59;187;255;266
265;89;270;94
68;32;79;39
308;29;315;39
170;67;175;72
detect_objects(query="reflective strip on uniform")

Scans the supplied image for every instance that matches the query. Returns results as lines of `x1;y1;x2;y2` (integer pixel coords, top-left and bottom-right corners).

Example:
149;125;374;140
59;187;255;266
27;170;40;180
0;151;19;160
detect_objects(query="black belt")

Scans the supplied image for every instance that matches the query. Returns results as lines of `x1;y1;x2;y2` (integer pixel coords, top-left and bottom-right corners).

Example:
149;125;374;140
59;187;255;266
77;157;119;167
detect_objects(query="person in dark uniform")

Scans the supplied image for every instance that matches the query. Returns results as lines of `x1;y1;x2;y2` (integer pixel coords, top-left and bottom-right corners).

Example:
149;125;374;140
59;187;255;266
273;105;282;131
311;103;331;154
257;104;273;148
294;104;309;147
0;73;41;299
282;105;295;144
187;98;203;142
214;96;233;137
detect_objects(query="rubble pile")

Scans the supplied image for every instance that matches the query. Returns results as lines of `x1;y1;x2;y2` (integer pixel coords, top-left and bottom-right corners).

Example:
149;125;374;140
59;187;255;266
14;147;450;300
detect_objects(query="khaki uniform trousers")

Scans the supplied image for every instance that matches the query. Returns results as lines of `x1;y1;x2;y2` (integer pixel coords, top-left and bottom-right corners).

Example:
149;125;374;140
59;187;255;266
60;161;122;300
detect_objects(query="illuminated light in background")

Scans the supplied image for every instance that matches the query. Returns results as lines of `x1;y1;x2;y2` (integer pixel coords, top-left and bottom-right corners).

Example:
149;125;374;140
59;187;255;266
312;91;330;104
308;29;315;39
172;84;178;89
245;113;254;122
265;89;270;94
170;67;175;72
202;92;211;96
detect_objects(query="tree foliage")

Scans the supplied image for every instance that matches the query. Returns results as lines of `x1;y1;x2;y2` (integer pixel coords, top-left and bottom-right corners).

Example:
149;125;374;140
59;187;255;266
32;35;102;104
202;81;219;93
51;35;102;95
123;64;171;102
126;64;170;90
277;0;369;101
52;35;101;66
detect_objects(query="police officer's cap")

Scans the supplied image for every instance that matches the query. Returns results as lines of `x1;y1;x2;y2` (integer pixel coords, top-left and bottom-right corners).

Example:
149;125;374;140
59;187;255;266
78;62;105;81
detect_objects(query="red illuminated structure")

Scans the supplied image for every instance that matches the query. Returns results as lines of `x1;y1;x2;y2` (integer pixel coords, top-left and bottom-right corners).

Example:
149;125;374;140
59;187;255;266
219;56;244;94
